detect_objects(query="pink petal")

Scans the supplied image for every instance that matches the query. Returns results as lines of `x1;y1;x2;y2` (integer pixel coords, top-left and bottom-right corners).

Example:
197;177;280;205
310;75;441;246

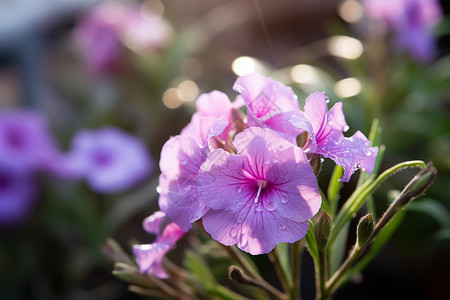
142;211;166;235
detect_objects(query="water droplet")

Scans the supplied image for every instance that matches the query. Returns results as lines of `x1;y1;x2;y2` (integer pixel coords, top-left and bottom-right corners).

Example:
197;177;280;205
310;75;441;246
237;186;242;193
181;160;187;165
328;120;334;125
236;215;245;223
255;203;263;212
343;125;349;132
272;156;279;163
279;223;286;230
156;186;161;193
230;227;237;237
267;202;276;211
281;197;288;204
240;234;248;246
265;160;271;165
326;98;330;104
365;149;372;156
198;144;204;149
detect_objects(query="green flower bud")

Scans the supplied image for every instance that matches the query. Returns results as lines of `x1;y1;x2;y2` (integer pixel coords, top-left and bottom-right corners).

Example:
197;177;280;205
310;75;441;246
314;210;332;251
356;214;374;249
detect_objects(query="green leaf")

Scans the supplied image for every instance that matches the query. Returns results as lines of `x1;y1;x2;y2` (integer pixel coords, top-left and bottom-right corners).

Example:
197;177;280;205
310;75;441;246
407;198;450;228
327;165;343;217
184;250;250;300
274;243;293;287
305;220;319;266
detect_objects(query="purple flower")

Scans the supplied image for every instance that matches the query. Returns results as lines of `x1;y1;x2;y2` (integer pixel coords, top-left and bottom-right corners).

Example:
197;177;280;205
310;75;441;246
233;73;303;143
0;110;62;172
290;92;378;182
364;0;442;62
198;127;321;255
133;211;185;279
0;158;36;226
74;1;173;74
73;1;123;75
158;91;244;231
158;135;208;232
65;127;153;194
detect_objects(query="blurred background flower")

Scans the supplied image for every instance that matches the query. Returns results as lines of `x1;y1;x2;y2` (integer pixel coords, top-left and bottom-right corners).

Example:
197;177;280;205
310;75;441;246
0;0;449;299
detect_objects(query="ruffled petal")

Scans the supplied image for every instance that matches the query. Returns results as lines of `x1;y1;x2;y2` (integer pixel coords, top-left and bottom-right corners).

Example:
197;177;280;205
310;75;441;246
318;131;378;182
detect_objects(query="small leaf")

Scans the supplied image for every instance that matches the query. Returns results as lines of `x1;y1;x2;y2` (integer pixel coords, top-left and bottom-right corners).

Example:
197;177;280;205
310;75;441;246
305;220;319;266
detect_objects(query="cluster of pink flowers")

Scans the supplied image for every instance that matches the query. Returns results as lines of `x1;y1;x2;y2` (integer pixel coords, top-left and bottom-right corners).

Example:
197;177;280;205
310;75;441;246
134;73;378;277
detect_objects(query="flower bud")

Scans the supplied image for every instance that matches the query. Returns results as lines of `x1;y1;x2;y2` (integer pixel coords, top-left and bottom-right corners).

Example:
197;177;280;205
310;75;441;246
356;214;374;249
314;210;332;251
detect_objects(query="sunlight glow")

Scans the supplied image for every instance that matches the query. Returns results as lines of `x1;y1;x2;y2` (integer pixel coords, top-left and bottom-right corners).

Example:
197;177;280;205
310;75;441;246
334;77;362;98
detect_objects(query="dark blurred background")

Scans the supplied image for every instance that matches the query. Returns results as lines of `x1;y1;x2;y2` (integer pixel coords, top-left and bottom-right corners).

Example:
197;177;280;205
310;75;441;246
0;0;449;299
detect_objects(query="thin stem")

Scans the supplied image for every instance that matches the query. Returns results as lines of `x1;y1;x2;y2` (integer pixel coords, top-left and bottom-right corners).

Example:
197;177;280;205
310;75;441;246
315;249;328;300
221;244;263;282
291;240;303;300
268;251;291;296
229;266;288;300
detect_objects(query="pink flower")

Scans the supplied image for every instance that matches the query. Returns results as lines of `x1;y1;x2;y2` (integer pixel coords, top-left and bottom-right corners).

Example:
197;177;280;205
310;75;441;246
233;73;303;143
133;211;185;279
198;127;321;255
290;92;378;182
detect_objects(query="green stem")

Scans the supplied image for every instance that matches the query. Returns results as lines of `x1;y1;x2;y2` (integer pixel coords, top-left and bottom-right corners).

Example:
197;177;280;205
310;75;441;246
268;251;291;296
316;249;327;300
291;240;303;300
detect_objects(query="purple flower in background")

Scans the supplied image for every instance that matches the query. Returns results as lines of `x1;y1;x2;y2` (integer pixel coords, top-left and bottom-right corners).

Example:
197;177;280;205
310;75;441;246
158;135;208;232
65;127;153;194
74;0;173;74
0;110;62;172
198;127;321;255
290;92;378;182
364;0;442;62
0;158;36;225
133;211;185;279
74;1;123;75
233;73;303;143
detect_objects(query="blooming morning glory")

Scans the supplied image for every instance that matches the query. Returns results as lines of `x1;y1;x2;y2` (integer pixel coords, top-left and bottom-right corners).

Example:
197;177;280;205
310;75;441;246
233;73;303;143
290;92;378;182
363;0;442;62
65;127;153;194
133;211;185;279
0;110;63;172
0;158;36;226
198;127;321;255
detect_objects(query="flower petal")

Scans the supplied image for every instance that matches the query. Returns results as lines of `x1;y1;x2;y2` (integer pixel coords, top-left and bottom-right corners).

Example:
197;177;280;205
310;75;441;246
319;131;378;182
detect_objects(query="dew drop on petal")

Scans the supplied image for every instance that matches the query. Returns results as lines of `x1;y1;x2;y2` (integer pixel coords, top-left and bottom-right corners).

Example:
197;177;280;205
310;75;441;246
181;160;187;165
236;215;245;223
265;160;271;165
279;223;286;230
230;227;238;237
267;202;276;211
343;125;349;132
365;149;372;156
281;197;288;204
240;234;248;247
156;186;161;193
255;203;263;212
237;186;242;193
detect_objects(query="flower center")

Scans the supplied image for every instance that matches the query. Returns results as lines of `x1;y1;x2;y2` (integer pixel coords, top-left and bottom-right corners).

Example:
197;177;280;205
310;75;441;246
254;180;267;203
